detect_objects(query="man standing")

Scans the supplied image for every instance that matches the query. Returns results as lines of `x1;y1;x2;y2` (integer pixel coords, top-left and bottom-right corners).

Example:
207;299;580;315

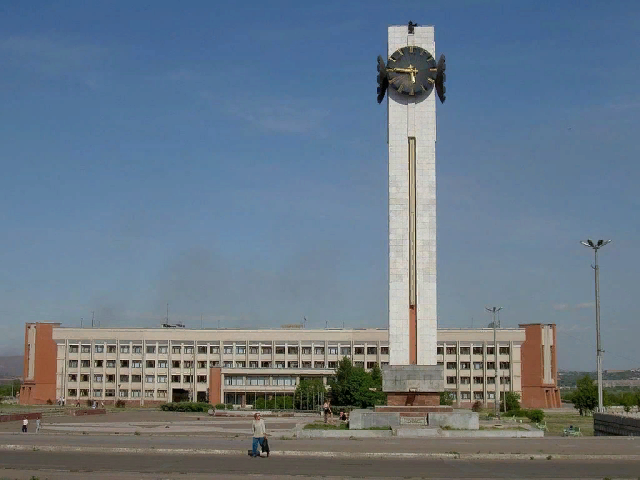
22;419;28;433
251;413;267;458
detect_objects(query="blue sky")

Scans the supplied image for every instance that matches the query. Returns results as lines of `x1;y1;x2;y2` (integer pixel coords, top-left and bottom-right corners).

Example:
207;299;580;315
1;0;638;370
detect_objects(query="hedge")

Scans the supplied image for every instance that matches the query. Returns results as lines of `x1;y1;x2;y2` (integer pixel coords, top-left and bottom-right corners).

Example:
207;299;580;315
160;402;213;412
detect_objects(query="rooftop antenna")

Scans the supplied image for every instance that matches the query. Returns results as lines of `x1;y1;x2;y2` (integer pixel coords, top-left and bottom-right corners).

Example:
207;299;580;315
91;311;95;328
325;320;328;329
303;316;307;329
166;303;169;324
201;314;203;329
80;317;83;328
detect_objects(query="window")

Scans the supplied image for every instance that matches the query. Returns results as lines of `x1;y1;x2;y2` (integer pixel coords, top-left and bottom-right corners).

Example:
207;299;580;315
367;347;377;355
106;360;116;368
146;345;156;354
172;361;181;368
446;376;457;384
449;392;457;400
68;389;77;397
184;361;193;369
94;374;103;383
68;360;78;368
132;346;142;354
198;361;207;369
474;392;484;400
224;361;233;368
105;389;115;397
302;347;312;355
94;360;103;368
107;345;117;354
460;377;471;385
95;345;104;353
249;361;258;368
68;374;77;382
106;375;115;383
197;375;207;383
224;346;233;354
132;360;142;368
499;362;510;370
224;376;244;386
460;392;471;400
460;362;471;370
236;361;246;368
210;346;220;354
437;347;444;355
500;377;511;385
248;376;269;386
288;361;298;368
473;376;484;384
355;361;364;368
146;360;155;368
288;346;298;355
118;360;130;368
198;346;207;354
81;360;90;368
315;347;325;355
210;361;220;368
487;392;495;399
487;362;496;370
145;375;155;383
275;361;285;369
81;345;91;353
184;346;194;354
119;374;129;382
80;374;89;382
120;345;130;354
328;361;337;368
446;362;457;370
302;361;311;368
473;346;483;355
158;346;168;354
487;347;495;355
273;377;296;386
473;362;483;370
183;375;192;383
171;375;181;382
367;362;378;369
460;347;470;355
314;361;325;368
172;346;182;354
261;347;272;354
499;346;510;355
157;390;167;398
131;375;141;383
249;346;259;354
157;375;167;383
354;347;364;355
69;345;79;353
145;390;154;398
79;389;89;397
131;389;141;398
158;360;167;368
93;389;103;397
486;377;495;384
261;361;271;368
446;347;456;355
275;347;285;354
381;346;389;355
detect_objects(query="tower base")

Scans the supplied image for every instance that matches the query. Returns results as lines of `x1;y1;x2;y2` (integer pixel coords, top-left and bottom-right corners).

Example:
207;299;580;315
382;364;444;407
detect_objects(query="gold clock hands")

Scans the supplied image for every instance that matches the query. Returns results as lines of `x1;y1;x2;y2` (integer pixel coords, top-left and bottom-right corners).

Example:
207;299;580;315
387;65;418;84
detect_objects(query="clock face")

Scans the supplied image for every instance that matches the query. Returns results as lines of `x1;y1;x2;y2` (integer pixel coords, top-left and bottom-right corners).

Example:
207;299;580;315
387;46;437;98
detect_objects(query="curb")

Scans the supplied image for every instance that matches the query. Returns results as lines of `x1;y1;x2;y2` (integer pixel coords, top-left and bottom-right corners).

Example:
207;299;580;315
2;444;640;461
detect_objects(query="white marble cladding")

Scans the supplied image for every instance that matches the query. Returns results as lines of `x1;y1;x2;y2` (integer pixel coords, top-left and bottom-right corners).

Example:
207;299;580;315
387;25;437;366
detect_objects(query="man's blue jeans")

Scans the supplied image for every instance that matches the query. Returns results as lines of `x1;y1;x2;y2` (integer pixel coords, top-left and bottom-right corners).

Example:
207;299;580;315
252;437;264;456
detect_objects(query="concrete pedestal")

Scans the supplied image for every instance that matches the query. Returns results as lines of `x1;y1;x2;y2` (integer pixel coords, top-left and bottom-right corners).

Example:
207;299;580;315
382;365;444;406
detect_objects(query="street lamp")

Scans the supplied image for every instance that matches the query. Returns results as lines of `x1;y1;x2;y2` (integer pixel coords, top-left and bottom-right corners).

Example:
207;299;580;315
580;239;611;413
486;306;502;418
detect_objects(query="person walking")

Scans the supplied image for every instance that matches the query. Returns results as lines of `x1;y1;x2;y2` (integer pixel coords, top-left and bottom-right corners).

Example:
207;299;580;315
21;419;28;433
323;400;331;424
36;419;41;433
250;413;268;458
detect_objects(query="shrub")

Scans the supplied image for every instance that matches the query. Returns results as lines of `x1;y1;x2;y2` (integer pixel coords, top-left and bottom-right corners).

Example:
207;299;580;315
525;409;545;423
500;392;521;412
225;403;233;410
506;409;526;418
440;392;454;406
86;399;93;407
160;402;213;413
115;399;126;408
214;403;226;410
471;401;483;412
46;399;53;405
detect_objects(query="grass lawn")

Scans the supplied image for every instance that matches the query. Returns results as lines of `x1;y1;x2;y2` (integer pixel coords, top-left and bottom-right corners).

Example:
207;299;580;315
543;411;594;436
304;422;349;430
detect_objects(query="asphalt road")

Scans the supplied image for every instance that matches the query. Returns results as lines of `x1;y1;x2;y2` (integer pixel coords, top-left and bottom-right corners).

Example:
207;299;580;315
0;451;638;479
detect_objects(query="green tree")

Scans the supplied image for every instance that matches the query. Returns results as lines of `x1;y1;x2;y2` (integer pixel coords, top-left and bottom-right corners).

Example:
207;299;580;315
294;378;326;410
572;375;598;416
501;391;521;412
440;392;454;406
329;358;385;408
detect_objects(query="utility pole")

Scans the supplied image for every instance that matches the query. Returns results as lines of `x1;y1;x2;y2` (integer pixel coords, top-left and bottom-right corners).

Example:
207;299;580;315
91;311;95;328
486;306;502;418
581;239;611;412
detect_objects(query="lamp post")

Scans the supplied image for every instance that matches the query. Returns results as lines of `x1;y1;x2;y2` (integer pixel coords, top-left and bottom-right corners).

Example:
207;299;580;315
580;239;611;413
486;306;502;418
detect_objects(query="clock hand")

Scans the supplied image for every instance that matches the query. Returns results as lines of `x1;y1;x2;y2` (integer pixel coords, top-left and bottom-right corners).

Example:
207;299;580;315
387;66;418;83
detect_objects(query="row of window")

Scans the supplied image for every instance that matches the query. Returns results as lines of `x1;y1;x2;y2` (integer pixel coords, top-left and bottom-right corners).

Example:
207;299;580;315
69;373;210;384
68;359;384;370
446;376;511;385
224;376;297;386
443;361;510;370
446;391;497;401
438;346;510;355
69;344;389;356
66;388;168;398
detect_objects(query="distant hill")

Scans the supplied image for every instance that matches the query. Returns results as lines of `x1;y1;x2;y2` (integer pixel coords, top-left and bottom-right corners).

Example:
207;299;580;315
558;369;640;388
0;356;23;378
